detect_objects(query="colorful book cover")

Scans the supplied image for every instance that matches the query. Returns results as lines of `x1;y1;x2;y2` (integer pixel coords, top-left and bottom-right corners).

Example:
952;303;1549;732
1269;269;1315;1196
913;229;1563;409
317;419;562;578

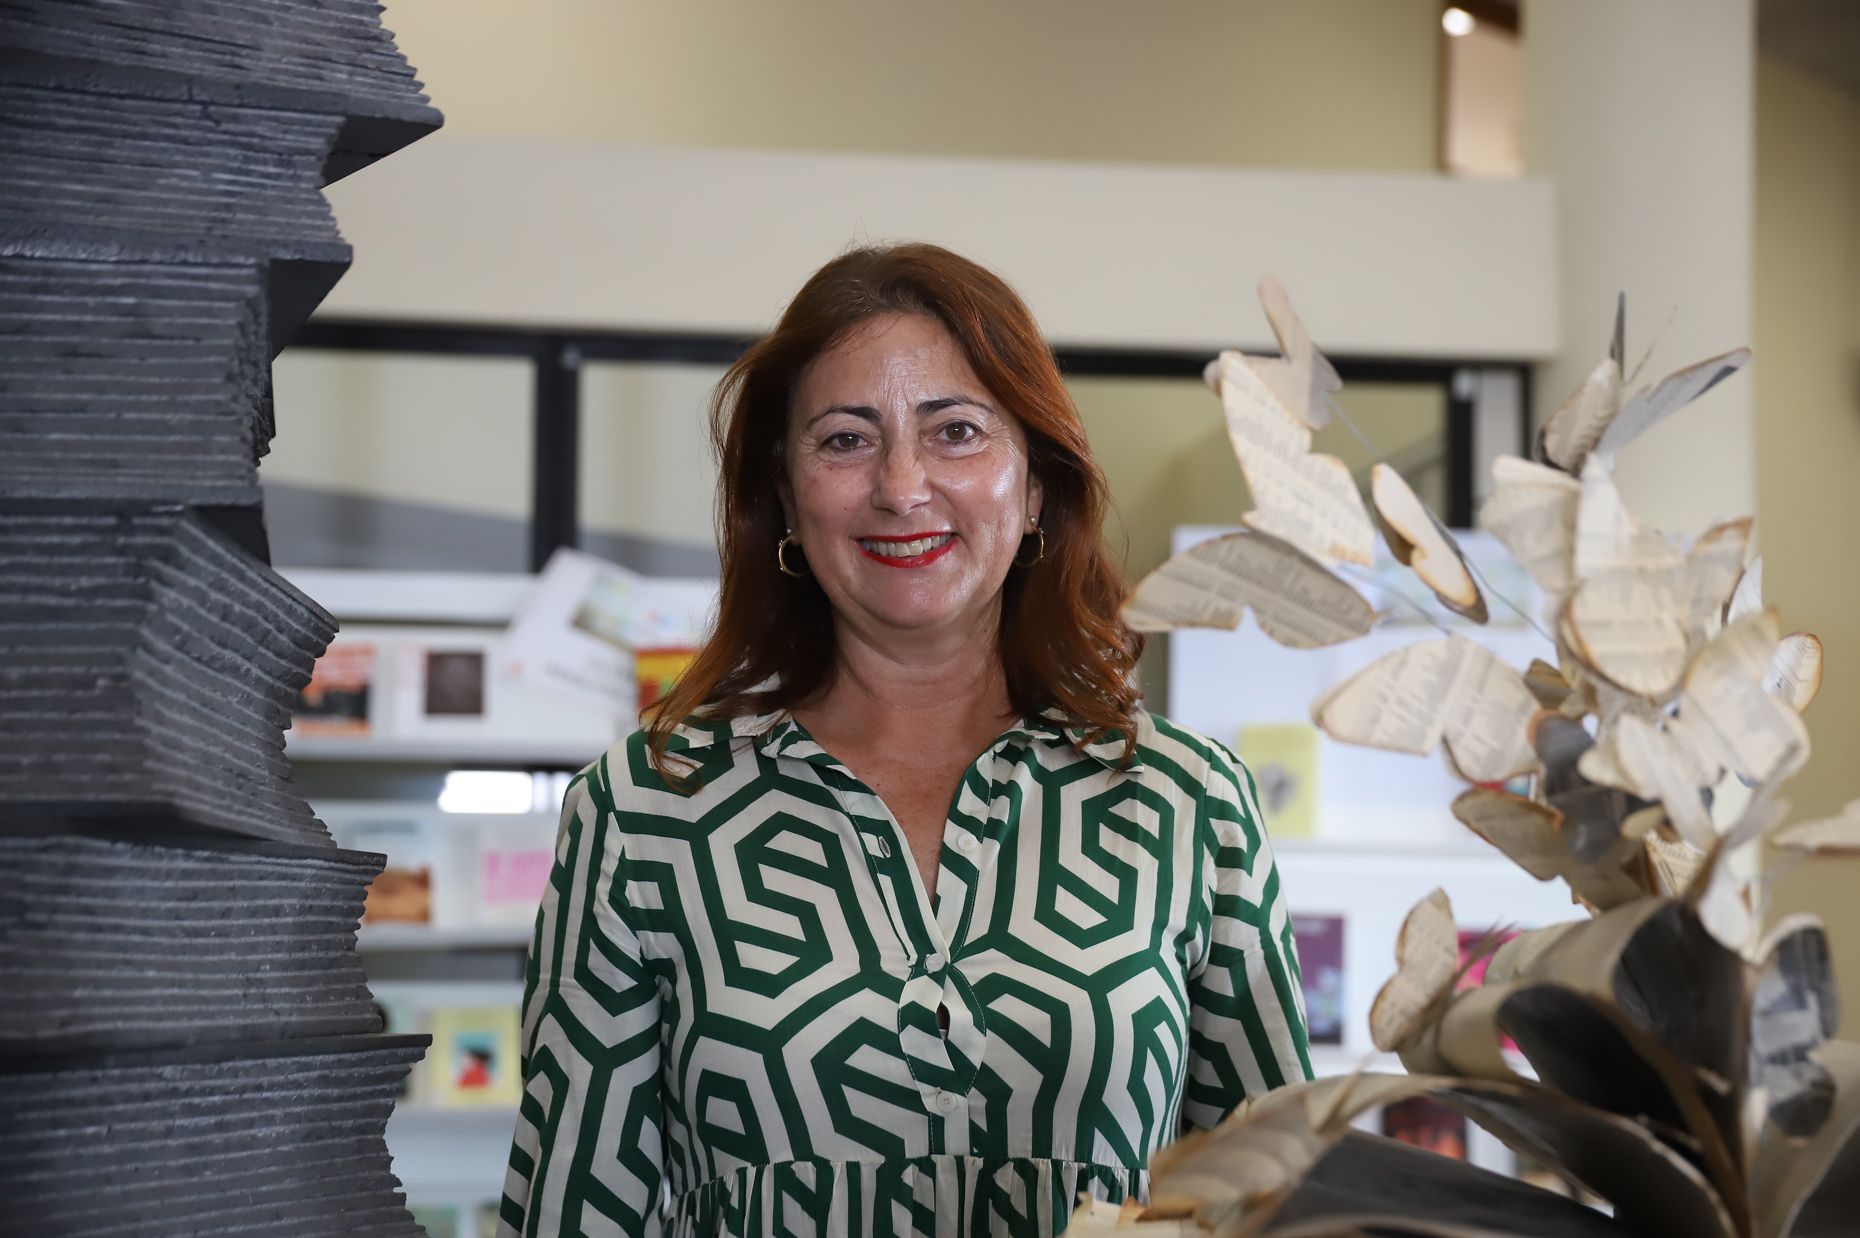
293;640;376;736
428;1005;521;1107
473;818;557;928
1459;926;1522;1051
1290;913;1346;1046
1236;723;1318;838
634;646;698;713
345;814;434;925
1381;1096;1468;1160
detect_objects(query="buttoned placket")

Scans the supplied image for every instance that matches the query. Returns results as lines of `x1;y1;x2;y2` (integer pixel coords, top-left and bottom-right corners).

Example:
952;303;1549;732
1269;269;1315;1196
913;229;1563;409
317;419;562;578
727;711;1141;1152
746;718;1039;1157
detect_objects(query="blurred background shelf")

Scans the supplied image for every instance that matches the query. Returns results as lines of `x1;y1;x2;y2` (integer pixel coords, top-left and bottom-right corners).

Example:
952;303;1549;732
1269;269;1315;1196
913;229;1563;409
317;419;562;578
359;923;535;952
280;568;534;626
290;734;599;767
390;1103;523;1129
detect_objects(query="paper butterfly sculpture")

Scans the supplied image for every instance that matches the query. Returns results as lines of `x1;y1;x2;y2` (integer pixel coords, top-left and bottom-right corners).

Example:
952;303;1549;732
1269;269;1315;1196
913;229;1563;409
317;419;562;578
1083;281;1857;1237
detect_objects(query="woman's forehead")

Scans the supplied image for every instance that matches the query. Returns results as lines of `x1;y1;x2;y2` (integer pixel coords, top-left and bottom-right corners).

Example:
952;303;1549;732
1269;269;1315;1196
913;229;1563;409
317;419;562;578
799;314;985;401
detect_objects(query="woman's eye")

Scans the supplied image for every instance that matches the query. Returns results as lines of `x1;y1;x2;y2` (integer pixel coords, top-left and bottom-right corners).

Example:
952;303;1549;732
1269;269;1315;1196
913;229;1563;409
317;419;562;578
824;432;864;451
938;421;979;444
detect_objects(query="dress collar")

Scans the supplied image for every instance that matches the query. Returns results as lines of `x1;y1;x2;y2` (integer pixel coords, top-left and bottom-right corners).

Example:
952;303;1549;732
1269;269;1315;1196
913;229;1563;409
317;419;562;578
667;704;1142;775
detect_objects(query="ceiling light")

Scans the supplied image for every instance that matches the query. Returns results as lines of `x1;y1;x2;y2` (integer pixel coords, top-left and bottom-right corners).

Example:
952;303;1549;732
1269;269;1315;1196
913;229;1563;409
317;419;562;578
1443;7;1476;36
438;769;535;814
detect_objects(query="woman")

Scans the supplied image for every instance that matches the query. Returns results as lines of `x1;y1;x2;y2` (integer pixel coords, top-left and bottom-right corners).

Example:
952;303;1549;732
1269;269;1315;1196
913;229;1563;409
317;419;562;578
498;244;1310;1237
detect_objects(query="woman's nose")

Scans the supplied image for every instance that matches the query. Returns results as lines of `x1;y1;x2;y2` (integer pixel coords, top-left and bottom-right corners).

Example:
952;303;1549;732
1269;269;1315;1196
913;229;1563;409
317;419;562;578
872;440;932;513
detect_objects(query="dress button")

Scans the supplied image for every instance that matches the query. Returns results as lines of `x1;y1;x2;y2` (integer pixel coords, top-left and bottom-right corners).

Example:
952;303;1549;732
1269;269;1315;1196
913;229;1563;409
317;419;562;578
923;952;944;972
935;1090;960;1113
956;833;980;854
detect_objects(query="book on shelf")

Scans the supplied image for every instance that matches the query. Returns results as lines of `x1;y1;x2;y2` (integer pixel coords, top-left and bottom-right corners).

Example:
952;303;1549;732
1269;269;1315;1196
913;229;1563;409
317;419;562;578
1458;925;1522;1051
321;803;558;937
471;816;558;928
326;806;435;925
288;623;623;755
415;646;490;720
498;548;715;714
372;982;523;1109
1236;722;1318;839
427;1005;522;1108
1289;912;1345;1047
1381;1095;1470;1160
388;631;501;739
294;640;377;737
633;645;699;713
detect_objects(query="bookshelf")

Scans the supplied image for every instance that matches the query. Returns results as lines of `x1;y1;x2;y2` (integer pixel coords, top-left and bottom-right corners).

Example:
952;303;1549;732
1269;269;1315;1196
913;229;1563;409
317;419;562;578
285;566;610;1214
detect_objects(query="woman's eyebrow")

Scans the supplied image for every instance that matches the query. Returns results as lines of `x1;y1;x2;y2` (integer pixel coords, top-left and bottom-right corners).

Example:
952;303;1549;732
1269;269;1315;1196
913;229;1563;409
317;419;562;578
919;394;996;416
804;395;996;429
806;404;880;429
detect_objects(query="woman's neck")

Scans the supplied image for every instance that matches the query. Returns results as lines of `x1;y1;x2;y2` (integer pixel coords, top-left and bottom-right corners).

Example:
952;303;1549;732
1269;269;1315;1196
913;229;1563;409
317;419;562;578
792;623;1019;754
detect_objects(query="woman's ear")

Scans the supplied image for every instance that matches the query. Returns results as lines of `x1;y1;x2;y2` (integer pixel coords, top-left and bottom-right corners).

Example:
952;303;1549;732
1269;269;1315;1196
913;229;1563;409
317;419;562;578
1026;471;1044;528
776;475;798;532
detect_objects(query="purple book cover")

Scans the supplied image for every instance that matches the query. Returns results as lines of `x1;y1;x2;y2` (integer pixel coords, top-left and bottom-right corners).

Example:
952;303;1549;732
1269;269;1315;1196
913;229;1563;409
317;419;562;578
1291;913;1346;1046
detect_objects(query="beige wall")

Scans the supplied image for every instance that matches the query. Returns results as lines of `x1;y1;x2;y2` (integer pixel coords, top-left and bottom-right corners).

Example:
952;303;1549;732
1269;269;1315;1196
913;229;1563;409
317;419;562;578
1755;56;1860;824
1753;55;1860;1032
1523;0;1756;533
382;0;1440;170
285;1;1484;583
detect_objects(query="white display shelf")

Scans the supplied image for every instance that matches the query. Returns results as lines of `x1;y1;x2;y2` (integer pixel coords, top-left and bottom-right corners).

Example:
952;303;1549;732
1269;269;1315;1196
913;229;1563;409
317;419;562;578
1307;1045;1399;1075
1271;833;1496;860
392;1102;522;1128
359;922;534;951
1307;1044;1535;1080
388;1104;521;1192
288;733;603;767
280;567;534;626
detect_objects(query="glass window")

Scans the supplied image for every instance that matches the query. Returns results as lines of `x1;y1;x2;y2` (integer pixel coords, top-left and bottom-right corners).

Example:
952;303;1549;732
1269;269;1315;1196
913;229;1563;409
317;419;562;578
266;349;534;571
577;360;727;576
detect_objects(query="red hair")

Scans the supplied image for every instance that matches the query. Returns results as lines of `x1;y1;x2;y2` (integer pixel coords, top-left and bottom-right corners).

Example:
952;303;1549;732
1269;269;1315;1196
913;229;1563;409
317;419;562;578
644;243;1143;783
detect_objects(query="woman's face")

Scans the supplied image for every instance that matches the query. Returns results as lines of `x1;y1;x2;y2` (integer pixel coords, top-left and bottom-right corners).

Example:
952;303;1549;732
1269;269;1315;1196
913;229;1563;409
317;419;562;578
782;313;1043;642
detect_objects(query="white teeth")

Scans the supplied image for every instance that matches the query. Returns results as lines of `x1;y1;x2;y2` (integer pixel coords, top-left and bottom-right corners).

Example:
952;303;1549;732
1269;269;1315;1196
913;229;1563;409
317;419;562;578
864;534;951;558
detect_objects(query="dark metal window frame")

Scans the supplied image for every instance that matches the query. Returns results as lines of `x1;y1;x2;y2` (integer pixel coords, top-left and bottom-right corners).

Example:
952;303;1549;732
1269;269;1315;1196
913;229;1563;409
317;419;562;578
291;320;1532;571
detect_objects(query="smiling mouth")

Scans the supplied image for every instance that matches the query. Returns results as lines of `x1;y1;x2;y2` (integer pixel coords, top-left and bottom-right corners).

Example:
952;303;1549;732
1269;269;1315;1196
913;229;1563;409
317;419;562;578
857;533;957;566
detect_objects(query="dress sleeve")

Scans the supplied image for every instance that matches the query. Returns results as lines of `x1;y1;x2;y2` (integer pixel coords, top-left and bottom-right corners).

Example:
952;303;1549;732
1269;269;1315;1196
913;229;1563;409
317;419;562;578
1181;743;1313;1132
498;759;666;1237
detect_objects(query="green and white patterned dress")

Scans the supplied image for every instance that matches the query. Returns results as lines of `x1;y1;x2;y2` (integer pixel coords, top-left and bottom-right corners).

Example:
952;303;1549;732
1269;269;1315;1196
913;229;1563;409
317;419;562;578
497;705;1310;1237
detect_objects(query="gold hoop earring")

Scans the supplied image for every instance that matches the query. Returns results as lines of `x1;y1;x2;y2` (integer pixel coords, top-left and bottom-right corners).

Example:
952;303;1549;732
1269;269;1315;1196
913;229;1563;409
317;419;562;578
1014;525;1045;568
776;531;809;578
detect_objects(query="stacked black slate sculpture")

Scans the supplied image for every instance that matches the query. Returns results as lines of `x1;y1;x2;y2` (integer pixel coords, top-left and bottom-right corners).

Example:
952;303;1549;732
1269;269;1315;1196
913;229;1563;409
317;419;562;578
0;2;443;1232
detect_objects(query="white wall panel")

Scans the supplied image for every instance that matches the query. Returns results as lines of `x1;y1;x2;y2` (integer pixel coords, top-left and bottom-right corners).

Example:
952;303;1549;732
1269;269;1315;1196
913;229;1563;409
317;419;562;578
323;137;1558;359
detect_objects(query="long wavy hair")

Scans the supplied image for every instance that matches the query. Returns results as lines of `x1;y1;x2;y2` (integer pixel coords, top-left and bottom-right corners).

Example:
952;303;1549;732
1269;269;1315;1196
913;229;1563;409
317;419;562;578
643;242;1143;784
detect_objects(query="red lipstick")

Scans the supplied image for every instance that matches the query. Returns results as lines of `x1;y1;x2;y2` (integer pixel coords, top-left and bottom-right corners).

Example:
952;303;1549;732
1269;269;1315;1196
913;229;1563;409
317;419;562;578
857;533;958;568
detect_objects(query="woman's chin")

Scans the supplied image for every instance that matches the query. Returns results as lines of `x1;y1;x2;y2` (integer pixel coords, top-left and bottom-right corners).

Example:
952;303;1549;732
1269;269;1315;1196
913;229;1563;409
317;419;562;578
850;592;987;636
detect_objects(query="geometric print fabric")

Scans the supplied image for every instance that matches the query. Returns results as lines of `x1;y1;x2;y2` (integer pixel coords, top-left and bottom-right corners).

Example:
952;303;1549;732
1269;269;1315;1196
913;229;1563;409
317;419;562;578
499;705;1311;1237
